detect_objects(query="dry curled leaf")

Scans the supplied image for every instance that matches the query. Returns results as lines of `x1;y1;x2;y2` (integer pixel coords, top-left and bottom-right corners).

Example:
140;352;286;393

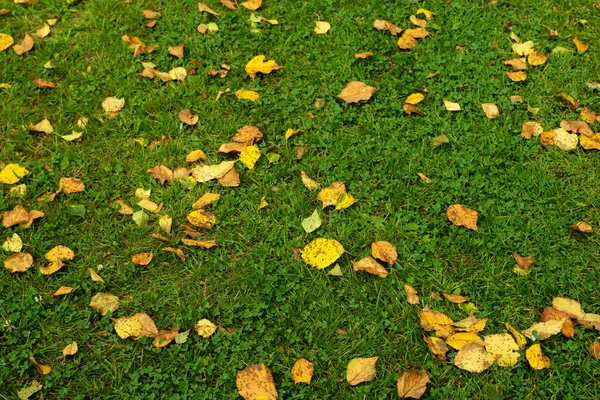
168;44;184;59
30;119;53;134
198;3;219;15
447;204;478;231
29;357;51;375
4;252;33;273
442;292;469;304
352;256;389;278
337;81;376;103
2;204;29;228
513;253;534;275
590;341;600;359
153;328;179;348
182;239;217;248
573;38;588;53
552;297;584;319
423;336;448;361
354;51;373;59
504;58;527;70
346;356;378;386
13;32;34;55
291;358;314;384
300;171;321;190
373;19;402;36
397;369;429;399
569;221;593;233
521;121;543;139
221;0;237;9
404;285;419;305
236;364;278;400
162;247;185;262
32;78;55;89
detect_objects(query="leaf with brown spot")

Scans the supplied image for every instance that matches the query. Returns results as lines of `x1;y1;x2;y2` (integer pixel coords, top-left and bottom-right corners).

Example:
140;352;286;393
447;204;478;231
147;165;174;184
187;210;216;228
59;177;85;194
507;71;527;82
526;344;550;369
568;221;593;233
484;333;520;366
131;252;153;265
454;344;498;373
352;256;389;278
153;328;179;348
371;241;397;264
346;356;378;386
236;364;278;399
527;51;547;66
397;369;429;399
337;81;376;103
291;358;314;384
580;107;597;124
13;32;34;55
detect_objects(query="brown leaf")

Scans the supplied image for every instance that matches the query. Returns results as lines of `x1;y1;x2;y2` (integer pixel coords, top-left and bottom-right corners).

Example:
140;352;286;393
337;81;376;103
354;51;373;59
590;341;600;359
168;44;184;59
13;32;34;55
521;121;543;139
132;313;159;339
162;247;186;262
423;336;448;361
346;356;378;386
481;103;499;119
373;19;402;36
198;3;219;15
503;58;527;70
218;166;240;187
62;342;78;357
142;10;161;19
147;165;174;184
178;109;198;125
220;0;237;9
291;358;314;384
403;284;419;305
560;120;593;137
145;20;157;28
152;328;179;348
131;252;153;266
352;256;389;278
2;205;30;228
442;292;469;304
513;253;534;275
236;364;278;399
447;204;478;231
568;221;593;233
542;307;576;338
4;252;34;273
115;199;134;215
32;78;55;89
371;241;397;264
397;369;429;399
580;107;597;124
59;177;85;194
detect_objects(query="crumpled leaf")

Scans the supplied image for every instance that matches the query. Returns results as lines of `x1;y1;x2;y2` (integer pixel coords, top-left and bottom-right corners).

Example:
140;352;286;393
301;238;344;269
554;128;578;150
13;32;34;55
2;233;23;252
484;333;520;366
302;209;321;233
403;284;419;305
198;2;219;15
423;336;448;361
397;369;429;399
568;221;593;233
239;145;261;169
560;120;593;137
397;28;429;50
373;19;402;36
300;171;321;190
573;38;588;53
442;292;469;304
291;358;314;384
371;241;397;264
526;344;550;369
317;182;355;209
454;344;498;373
522;318;567;340
194;318;217;338
521;121;543;139
186;150;206;163
29;357;51;375
102;97;125;118
580;134;600;150
4;252;34;273
62;342;78;357
346;356;378;386
481;103;499;119
89;292;120;315
352;256;389;278
191;161;235;182
236;364;278;399
354;51;373;59
419;307;455;338
446;332;485;350
0;163;29;184
314;21;330;34
153;328;179;348
447;204;478;231
17;380;43;400
187;210;216;228
513;253;534;275
178;109;198;125
40;245;74;275
337;81;376;103
2;205;29;228
245;55;280;79
147;165;174;184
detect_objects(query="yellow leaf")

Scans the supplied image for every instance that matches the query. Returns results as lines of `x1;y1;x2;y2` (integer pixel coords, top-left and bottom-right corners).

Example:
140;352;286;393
526;344;550;369
101;97;125;116
409;15;427;28
114;200;133;215
89;292;120;316
181;239;217;248
191;161;235;182
397;32;417;49
158;214;172;233
36;24;50;39
235;89;260;101
568;221;593;233
240;0;262;10
45;245;75;263
29;357;51;375
245;55;279;79
131;252;153;265
346;356;378;386
453;316;488;333
527;51;547;66
580;134;600;150
113;316;143;339
62;342;78;357
403;284;419;305
443;100;461;111
314;21;331;34
522;318;567;340
0;83;12;89
335;192;356;210
13;32;34;55
553;128;578;151
301;238;344;269
178;109;198;125
573;38;588;53
4;252;33;273
552;297;585;319
302;209;321;233
192;193;221;209
354;51;373;59
285;128;303;141
371;241;397;264
291;358;314;384
258;196;268;210
419;307;455;338
447;204;478;231
59;131;83;141
512;40;534;56
300;171;321;190
0;163;29;184
317;182;348;208
153;328;179;348
2;233;23;252
504;323;527;348
236;364;278;399
446;332;485;350
51;286;73;297
239;145;261;169
405;93;425;105
454;344;498;373
186;149;206;162
187;210;216;228
481;103;499;119
138;198;162;213
162;247;186;262
416;8;434;20
337;81;376;103
484;333;520;366
397;369;429;399
504;58;527;70
423;336;448;361
59;177;85;194
198;2;219;15
194;318;217;338
0;33;14;51
352;256;389;278
441;292;469;304
578;313;600;331
88;268;105;283
507;71;527;82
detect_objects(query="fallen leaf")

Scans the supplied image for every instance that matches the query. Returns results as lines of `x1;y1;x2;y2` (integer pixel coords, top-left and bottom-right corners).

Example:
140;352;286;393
59;177;85;194
405;93;425;105
0;163;29;184
590;341;600;359
317;182;350;208
198;2;219;15
371;241;397;264
162;247;186;262
397;369;429;399
137;199;162;213
482;103;499;119
512;40;534;56
59;131;83;141
560;120;593;137
218;166;240;187
573;38;588;53
191;161;235;182
403;285;419;305
102;97;125;118
314;21;330;34
89;293;120;315
373;19;402;35
354;51;373;59
13;32;34;55
300;171;321;190
527;51;547;66
88;268;105;283
301;238;344;269
552;297;585;319
30;119;53;134
187;210;216;229
513;253;534;275
409;15;427;28
132;210;149;225
521;121;543;139
522;318;567;340
236;364;278;399
153;328;179;348
239;145;261;169
507;71;527;82
175;330;190;344
291;358;314;384
447;204;478;231
186;150;206;162
221;0;237;9
62;342;78;356
29;357;51;375
416;172;431;183
2;205;30;228
181;239;217;248
178;109;198;125
416;8;434;19
504;58;527;70
328;264;343;276
194;318;217;338
442;292;469;304
17;380;42;400
346;356;378;386
32;78;55;89
115;200;134;215
0;33;14;51
142;9;161;18
4;252;33;273
40;245;74;275
423;336;448;361
454;344;498;373
580;134;600;150
129;313;158;340
443;100;461;111
240;0;262;11
147;165;174;184
337;81;376;103
51;286;73;297
192;193;221;209
352;256;389;278
302;209;321;233
526;344;550;369
36;24;50;39
578;313;600;331
236;89;260;101
419;307;455;338
285;128;303;141
245;55;280;79
580;107;597;124
484;333;520;366
2;233;22;252
568;221;593;233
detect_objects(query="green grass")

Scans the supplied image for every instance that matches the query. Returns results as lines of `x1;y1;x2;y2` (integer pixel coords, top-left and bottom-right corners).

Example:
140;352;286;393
1;0;600;398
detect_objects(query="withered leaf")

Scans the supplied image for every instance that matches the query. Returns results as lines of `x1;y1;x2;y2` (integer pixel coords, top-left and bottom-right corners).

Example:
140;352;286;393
447;204;478;231
352;256;389;278
236;364;278;399
337;81;376;103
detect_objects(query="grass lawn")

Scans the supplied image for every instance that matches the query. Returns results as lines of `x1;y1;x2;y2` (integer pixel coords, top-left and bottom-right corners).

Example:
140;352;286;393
1;0;600;398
